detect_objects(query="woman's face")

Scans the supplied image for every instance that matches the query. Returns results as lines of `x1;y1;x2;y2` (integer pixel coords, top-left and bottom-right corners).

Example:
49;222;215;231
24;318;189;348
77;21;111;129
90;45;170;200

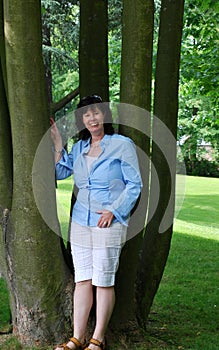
82;106;105;137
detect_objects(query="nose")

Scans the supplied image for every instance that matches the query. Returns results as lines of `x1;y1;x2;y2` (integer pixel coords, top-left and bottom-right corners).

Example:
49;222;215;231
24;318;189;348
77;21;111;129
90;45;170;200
89;113;96;121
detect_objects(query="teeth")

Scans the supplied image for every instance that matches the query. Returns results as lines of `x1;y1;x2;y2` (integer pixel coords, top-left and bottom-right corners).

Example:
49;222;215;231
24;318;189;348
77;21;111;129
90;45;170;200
90;123;98;126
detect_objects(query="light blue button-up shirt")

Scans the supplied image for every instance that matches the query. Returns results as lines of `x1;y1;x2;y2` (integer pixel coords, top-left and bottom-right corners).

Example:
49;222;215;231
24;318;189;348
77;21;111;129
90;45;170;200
56;134;142;226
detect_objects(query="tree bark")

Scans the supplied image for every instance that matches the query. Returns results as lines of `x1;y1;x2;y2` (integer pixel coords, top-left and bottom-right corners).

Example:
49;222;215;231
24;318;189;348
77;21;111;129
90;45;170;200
0;0;6;86
79;0;109;100
120;0;154;111
136;0;185;326
3;0;73;345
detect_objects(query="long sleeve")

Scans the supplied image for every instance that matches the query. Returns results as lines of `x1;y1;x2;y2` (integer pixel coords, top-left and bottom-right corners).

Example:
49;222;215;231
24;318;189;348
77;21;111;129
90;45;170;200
55;148;74;179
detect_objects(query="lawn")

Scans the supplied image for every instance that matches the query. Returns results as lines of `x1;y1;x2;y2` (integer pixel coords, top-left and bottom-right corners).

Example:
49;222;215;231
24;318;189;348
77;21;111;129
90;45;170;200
145;176;219;350
0;175;218;349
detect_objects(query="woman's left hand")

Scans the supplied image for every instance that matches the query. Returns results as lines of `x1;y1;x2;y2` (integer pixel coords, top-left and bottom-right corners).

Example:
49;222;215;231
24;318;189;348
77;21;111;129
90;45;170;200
96;210;114;228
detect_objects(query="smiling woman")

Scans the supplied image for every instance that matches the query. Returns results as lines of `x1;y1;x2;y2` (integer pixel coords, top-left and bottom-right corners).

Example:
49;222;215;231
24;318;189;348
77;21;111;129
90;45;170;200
74;95;115;141
82;106;104;157
50;95;142;350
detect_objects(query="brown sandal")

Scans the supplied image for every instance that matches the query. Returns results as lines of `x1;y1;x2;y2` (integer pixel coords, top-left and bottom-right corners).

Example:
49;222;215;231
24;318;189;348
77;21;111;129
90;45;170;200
84;338;106;350
55;336;86;350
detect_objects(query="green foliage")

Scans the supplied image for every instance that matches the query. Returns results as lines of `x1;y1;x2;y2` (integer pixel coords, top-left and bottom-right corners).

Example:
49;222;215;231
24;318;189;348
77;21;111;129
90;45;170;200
41;0;80;95
184;158;219;177
108;32;121;101
108;0;122;33
178;0;219;169
53;69;79;114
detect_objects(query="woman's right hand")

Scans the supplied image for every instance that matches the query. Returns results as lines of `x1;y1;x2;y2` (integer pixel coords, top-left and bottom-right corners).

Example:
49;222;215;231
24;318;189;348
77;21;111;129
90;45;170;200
50;117;63;151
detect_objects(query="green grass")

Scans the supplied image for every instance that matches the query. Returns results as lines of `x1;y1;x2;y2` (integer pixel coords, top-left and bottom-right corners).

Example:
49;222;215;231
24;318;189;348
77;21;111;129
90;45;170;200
0;279;11;333
145;176;219;350
0;175;218;349
56;177;73;241
146;233;219;350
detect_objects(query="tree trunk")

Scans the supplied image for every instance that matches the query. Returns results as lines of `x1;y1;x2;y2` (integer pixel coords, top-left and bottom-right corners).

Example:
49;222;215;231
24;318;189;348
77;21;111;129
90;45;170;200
136;0;185;326
0;0;6;87
120;0;154;111
3;0;73;346
79;0;109;100
110;0;154;328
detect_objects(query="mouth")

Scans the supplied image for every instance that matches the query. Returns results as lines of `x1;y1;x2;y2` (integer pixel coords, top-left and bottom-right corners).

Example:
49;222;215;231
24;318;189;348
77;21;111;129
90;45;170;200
89;122;99;126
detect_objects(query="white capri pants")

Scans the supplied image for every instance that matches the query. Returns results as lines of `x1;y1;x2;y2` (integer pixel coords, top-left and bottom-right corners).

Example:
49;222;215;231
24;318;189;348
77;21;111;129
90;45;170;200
70;221;127;287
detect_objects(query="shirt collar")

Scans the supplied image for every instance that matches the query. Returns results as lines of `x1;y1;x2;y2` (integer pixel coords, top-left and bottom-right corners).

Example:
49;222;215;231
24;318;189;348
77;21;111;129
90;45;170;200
83;134;111;149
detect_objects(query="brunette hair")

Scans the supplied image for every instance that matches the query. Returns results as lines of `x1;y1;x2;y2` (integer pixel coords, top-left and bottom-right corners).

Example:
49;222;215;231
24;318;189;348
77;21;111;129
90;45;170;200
75;95;114;140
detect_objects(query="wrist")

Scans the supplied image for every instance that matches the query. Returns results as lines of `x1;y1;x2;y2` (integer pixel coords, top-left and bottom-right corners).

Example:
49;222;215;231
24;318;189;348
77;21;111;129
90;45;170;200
54;148;62;153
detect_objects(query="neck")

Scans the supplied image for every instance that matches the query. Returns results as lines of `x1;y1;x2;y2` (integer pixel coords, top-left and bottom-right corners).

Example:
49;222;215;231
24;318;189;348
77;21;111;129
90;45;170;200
91;134;104;144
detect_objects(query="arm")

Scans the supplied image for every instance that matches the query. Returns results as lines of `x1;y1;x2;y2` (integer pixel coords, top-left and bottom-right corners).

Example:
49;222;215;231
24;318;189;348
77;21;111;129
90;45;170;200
50;117;74;179
50;117;63;163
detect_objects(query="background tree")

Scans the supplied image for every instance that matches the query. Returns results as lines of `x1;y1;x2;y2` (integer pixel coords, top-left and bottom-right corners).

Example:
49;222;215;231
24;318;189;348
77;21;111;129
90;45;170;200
110;0;154;327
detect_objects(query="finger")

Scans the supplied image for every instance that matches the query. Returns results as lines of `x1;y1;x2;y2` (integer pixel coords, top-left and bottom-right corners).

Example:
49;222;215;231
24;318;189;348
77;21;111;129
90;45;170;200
97;217;103;227
98;219;108;228
96;210;103;214
50;117;55;125
103;221;108;228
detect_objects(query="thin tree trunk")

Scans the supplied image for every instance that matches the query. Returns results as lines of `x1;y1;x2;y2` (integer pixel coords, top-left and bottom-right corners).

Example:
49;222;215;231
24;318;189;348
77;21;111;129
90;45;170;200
110;0;154;328
79;0;109;100
120;0;154;111
136;0;185;326
3;0;73;345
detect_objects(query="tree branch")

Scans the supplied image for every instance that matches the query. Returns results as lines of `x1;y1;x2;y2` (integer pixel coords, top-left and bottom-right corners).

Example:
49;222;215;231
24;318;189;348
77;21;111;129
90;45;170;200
50;86;79;114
